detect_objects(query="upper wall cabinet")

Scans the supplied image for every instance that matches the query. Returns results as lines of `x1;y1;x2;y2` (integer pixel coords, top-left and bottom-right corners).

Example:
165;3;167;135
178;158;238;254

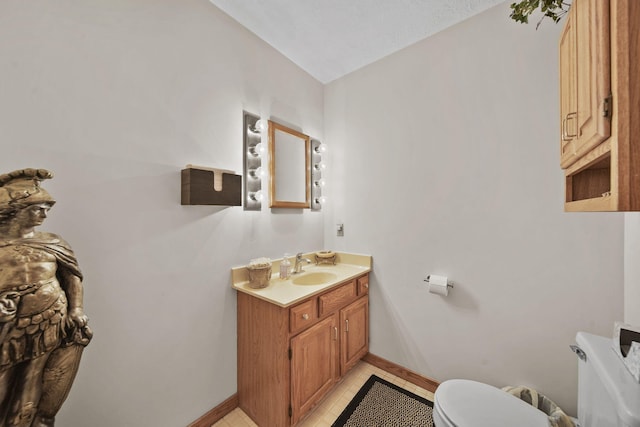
559;0;611;169
560;0;640;211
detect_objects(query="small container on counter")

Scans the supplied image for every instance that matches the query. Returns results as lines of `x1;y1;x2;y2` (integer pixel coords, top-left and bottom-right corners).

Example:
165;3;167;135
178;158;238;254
280;253;291;280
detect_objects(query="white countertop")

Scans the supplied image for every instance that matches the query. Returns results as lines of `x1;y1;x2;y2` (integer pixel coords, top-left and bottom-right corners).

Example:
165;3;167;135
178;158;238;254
231;252;372;307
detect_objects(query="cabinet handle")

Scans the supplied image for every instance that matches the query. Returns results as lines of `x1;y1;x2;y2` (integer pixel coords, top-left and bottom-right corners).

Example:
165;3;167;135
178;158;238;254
333;327;338;340
302;313;309;320
564;112;578;140
345;319;349;332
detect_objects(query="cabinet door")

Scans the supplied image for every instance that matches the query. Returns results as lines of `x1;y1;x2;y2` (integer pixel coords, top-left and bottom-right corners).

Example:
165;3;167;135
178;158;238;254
290;314;338;424
559;3;578;161
560;0;611;168
340;297;369;376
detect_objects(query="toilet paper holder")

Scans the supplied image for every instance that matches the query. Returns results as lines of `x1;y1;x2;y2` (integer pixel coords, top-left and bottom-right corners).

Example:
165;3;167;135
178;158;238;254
424;275;454;288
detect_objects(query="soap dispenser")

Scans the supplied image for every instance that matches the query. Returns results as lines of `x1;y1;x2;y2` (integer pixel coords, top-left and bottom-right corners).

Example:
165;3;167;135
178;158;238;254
280;254;291;279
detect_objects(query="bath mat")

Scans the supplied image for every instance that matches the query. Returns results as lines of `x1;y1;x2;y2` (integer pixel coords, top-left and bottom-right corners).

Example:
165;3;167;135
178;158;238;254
332;375;434;427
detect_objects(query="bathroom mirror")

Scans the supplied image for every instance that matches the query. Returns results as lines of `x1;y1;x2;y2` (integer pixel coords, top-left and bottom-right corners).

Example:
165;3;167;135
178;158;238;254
268;120;310;208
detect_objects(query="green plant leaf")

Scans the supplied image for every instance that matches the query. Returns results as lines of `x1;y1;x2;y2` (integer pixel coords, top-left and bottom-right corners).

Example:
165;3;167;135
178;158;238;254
510;0;570;28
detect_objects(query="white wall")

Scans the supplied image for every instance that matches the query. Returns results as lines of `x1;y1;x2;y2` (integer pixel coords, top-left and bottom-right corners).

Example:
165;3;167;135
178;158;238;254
625;213;640;325
324;2;624;415
0;1;323;425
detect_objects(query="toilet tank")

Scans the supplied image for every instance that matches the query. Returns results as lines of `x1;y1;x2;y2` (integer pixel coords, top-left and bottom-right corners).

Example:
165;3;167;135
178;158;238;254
574;332;640;427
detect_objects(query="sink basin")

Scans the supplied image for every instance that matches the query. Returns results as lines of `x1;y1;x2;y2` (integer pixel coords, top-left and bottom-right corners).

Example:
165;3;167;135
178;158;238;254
291;272;338;285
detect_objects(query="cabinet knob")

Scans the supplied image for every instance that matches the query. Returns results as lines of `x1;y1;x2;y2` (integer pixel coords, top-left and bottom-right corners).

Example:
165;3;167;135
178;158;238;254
302;313;309;320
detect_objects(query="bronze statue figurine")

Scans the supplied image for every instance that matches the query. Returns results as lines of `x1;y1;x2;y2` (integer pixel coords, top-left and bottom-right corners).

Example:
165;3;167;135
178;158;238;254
0;168;92;427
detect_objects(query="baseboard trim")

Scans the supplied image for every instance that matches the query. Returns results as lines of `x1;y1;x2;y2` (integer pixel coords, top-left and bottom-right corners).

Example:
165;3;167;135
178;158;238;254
188;393;238;427
191;355;439;425
363;353;440;393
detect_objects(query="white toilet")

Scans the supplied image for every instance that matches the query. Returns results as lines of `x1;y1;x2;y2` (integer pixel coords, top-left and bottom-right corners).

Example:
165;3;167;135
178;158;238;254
432;332;640;427
433;379;549;427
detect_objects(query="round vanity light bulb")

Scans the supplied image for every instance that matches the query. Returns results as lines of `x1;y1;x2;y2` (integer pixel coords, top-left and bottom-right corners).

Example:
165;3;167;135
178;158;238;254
314;162;326;171
314;179;326;187
316;196;327;205
248;142;264;157
250;166;264;179
255;119;268;133
314;143;327;154
250;190;263;201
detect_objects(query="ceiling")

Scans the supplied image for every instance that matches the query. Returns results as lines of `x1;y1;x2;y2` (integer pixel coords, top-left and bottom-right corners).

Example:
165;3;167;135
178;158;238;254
208;0;504;83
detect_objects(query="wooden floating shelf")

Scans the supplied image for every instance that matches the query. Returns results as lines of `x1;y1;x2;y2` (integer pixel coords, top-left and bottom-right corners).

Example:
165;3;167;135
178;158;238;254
181;166;241;206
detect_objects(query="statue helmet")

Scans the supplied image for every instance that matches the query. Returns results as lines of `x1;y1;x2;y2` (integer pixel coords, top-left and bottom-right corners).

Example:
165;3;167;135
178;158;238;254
0;168;56;209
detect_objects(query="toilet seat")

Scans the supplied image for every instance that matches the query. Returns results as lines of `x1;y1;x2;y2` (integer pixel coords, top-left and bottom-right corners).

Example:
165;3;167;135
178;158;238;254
433;379;550;427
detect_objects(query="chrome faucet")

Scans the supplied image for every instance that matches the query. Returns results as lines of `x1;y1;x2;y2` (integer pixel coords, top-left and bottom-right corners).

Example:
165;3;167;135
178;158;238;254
293;252;312;274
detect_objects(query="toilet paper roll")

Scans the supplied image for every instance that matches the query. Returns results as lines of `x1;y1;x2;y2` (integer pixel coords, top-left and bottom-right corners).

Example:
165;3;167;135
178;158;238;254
428;275;449;296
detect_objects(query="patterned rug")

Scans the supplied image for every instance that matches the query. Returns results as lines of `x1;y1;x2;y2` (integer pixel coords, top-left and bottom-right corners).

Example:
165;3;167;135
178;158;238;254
332;375;434;427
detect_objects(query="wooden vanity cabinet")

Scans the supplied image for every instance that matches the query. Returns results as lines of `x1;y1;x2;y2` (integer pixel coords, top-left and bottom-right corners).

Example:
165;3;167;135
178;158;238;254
559;0;640;211
237;273;369;426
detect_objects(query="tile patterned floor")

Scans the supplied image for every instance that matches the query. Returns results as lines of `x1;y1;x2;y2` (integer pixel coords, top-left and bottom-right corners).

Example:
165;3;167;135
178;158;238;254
212;361;435;427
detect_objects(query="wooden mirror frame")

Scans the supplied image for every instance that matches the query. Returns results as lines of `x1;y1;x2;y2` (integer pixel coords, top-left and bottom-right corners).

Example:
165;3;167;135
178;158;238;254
268;120;311;208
